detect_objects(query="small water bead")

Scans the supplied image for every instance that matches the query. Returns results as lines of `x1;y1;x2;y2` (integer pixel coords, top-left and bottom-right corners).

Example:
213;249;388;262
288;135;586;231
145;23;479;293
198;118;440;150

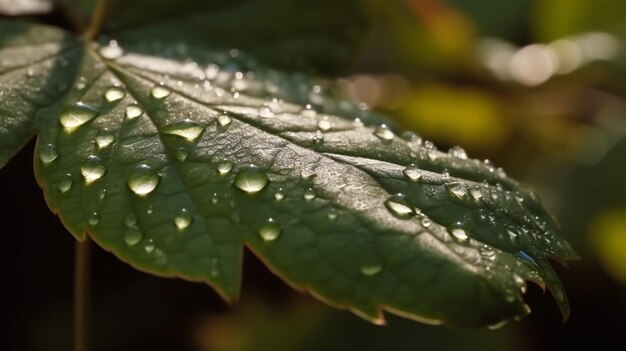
303;188;316;201
470;188;484;202
258;218;282;242
302;104;317;118
150;85;171;99
217;114;232;127
317;117;331;131
258;106;274;118
125;104;143;120
174;208;193;231
384;194;415;219
401;131;422;145
374;124;394;142
175;147;189;161
327;208;338;220
162;120;205;141
124;227;143;246
59;102;100;131
423;140;435;149
217;161;233;175
445;182;467;200
58;173;74;193
144;239;156;253
81;155;107;183
479;246;496;259
233;165;269;194
448;146;468;159
39;144;59;164
360;264;383;277
104;86;125;102
448;223;469;242
99;40;124;59
96;130;115;149
98;189;107;201
127;164;160;196
421;217;432;228
124;213;138;227
88;212;100;226
402;164;423;182
313;130;324;145
274;189;285;201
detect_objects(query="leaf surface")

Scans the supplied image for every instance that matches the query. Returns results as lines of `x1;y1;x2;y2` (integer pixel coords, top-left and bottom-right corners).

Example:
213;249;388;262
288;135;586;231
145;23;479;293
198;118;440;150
0;19;576;328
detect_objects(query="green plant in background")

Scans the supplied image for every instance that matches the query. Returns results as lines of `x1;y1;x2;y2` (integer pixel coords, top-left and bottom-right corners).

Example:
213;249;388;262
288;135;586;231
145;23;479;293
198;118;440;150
1;0;579;349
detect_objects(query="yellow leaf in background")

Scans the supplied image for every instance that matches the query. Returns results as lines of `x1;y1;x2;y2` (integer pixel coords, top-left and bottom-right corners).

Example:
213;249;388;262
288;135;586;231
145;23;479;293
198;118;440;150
589;208;626;284
396;85;510;150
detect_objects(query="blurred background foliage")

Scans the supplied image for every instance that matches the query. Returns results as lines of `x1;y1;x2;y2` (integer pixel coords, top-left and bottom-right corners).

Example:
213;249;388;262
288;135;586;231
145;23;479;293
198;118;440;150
3;0;625;350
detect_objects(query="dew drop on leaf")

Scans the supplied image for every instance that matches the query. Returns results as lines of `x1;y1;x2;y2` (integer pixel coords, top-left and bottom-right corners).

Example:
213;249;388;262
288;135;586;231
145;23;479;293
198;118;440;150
258;218;282;242
39;143;59;164
303;188;316;201
58;173;74;193
96;130;115;149
402;164;423;182
217;114;232;127
59;102;99;131
127;164;160;196
88;212;100;226
124;227;143;246
174;208;193;231
360;264;383;277
124;213;138;227
421;217;432;228
217;161;233;175
448;146;468;159
401;131;422;145
233;165;268;194
150;85;171;99
373;124;394;142
317;117;331;131
274;189;285;201
98;40;124;60
445;182;468;200
448;222;469;242
162;119;205;141
384;193;415;219
81;155;107;184
104;86;125;102
175;147;189;161
258;106;274;118
125;104;143;120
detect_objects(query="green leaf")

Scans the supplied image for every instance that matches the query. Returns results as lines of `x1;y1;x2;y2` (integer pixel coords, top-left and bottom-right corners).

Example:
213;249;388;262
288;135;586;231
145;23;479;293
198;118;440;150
0;19;576;328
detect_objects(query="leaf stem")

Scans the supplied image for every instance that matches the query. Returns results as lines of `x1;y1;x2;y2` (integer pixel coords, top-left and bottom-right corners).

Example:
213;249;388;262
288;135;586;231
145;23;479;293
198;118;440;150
74;238;93;351
82;0;108;40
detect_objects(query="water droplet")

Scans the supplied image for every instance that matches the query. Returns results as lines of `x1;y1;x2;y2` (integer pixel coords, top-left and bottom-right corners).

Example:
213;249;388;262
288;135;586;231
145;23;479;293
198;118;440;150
384;194;415;219
174;208;193;231
59;102;99;131
124;213;137;227
402;164;423;182
401;131;422;145
233;165;268;194
211;193;219;204
258;106;274;118
144;239;155;253
175;147;189;161
360;264;382;277
104;86;125;102
448;223;469;242
96;130;115;149
58;173;74;193
374;124;394;142
448;146;468;159
445;182;467;200
217;114;232;127
81;155;107;183
99;40;124;59
217;161;233;175
125;104;143;120
274;189;285;201
88;212;100;226
124;227;143;246
302;105;317;118
313;130;324;145
98;189;107;201
146;205;155;215
150;85;171;99
317;117;331;131
39;144;59;164
421;217;432;228
258;218;282;242
162;119;205;141
127;164;160;196
327;208;338;220
303;188;316;201
470;188;483;202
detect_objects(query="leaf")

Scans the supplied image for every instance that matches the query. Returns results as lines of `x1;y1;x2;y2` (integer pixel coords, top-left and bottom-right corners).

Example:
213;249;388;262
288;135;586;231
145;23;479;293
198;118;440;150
0;19;577;328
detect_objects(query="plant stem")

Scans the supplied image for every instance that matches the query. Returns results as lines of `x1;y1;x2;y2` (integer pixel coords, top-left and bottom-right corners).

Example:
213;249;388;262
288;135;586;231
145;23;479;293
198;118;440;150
74;238;93;351
82;0;108;40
